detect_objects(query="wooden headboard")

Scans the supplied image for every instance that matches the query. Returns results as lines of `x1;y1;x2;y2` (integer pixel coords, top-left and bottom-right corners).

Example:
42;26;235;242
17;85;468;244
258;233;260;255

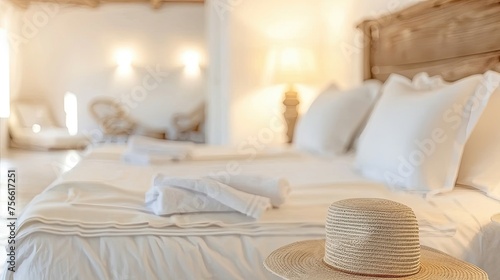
358;0;500;82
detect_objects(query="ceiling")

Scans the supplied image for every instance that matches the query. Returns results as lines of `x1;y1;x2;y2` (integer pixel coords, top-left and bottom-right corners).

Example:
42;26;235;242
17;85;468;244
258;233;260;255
9;0;204;9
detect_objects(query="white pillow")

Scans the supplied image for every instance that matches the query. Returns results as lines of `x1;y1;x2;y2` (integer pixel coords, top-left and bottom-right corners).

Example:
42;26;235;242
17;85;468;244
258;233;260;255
458;71;500;200
293;80;381;156
411;72;446;90
350;73;444;151
355;72;497;196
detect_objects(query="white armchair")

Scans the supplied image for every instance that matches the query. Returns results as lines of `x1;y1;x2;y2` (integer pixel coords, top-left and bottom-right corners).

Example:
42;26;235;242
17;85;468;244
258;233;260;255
8;101;89;150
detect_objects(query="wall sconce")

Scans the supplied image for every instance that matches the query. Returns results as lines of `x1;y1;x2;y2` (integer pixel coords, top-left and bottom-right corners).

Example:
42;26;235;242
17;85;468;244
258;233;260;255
0;28;10;118
182;50;200;77
271;47;317;143
32;124;41;133
115;49;133;69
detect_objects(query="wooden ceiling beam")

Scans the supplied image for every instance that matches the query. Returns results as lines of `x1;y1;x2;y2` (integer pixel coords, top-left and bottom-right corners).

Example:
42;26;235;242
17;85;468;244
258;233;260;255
8;0;203;9
151;0;162;9
83;0;100;8
9;0;30;9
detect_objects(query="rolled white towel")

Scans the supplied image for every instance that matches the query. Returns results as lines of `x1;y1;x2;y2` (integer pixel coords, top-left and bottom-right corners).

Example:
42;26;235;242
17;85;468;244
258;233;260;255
145;185;233;216
154;174;272;218
208;175;291;207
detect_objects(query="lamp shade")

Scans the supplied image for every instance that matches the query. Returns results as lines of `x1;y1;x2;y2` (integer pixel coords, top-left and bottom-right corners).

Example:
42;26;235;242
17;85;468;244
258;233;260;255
271;47;317;85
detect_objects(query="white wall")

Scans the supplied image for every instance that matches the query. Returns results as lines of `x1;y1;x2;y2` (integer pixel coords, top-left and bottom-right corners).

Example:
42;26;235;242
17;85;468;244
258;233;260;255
1;1;23;152
1;1;23;102
13;2;206;135
206;0;421;146
206;0;230;145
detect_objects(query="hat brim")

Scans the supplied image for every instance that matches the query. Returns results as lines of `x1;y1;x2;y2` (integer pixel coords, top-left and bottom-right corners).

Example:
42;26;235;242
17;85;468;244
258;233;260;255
264;240;487;280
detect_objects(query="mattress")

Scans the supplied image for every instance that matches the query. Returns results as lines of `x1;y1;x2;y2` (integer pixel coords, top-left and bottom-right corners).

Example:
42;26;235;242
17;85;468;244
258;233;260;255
3;145;500;280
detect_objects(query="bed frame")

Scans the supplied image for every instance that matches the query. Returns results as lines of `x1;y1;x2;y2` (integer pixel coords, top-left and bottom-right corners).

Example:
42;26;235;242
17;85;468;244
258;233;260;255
358;0;500;82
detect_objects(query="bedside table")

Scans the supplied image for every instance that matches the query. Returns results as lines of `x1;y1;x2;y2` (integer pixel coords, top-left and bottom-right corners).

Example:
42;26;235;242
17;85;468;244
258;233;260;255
491;213;500;224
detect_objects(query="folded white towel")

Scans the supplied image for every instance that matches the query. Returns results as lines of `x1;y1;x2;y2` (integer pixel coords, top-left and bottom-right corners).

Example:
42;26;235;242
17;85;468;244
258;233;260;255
145;185;233;216
208;175;291;207
123;149;184;165
153;174;272;218
128;135;194;154
123;135;194;164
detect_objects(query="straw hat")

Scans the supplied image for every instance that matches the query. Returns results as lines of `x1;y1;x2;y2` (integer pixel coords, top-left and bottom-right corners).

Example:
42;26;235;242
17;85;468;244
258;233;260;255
264;198;488;279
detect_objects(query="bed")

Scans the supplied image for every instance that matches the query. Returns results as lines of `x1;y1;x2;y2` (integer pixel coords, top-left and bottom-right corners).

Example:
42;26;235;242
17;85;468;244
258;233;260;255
5;144;500;279
3;0;500;279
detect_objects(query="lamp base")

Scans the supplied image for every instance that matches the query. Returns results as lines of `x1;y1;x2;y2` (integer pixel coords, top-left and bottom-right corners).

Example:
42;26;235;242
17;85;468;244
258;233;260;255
283;87;299;143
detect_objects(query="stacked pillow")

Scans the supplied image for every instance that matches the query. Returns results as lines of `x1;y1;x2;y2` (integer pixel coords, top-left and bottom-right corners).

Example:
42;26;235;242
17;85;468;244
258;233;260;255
293;80;381;157
354;71;500;197
457;73;500;200
294;71;500;199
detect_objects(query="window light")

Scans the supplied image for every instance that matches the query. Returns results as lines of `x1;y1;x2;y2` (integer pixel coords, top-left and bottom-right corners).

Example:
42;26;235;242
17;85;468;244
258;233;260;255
64;92;78;135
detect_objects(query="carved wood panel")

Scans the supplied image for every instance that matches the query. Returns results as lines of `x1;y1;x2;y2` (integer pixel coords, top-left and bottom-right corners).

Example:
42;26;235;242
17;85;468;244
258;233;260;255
359;0;500;82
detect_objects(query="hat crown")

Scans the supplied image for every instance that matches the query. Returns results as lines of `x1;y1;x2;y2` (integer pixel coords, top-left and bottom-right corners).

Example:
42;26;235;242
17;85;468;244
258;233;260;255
324;198;421;277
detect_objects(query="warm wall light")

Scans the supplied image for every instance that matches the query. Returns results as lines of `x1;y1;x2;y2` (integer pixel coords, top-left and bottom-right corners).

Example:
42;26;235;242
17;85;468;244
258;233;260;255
115;49;133;69
32;124;41;133
0;28;10;118
182;50;201;76
64;92;78;136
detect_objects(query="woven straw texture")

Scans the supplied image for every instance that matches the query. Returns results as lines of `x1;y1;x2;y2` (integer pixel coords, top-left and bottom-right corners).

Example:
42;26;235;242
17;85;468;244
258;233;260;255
264;240;488;280
264;198;488;280
325;199;420;276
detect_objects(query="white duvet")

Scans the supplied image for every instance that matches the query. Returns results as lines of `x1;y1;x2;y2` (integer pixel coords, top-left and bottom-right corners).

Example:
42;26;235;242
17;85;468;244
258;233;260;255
2;145;500;280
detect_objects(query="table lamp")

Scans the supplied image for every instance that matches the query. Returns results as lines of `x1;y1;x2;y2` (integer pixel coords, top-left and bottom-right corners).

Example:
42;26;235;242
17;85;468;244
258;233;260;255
272;47;316;143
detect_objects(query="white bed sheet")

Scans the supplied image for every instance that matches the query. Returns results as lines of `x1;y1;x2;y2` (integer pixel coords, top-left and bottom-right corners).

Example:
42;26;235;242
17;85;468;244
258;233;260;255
3;145;500;280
